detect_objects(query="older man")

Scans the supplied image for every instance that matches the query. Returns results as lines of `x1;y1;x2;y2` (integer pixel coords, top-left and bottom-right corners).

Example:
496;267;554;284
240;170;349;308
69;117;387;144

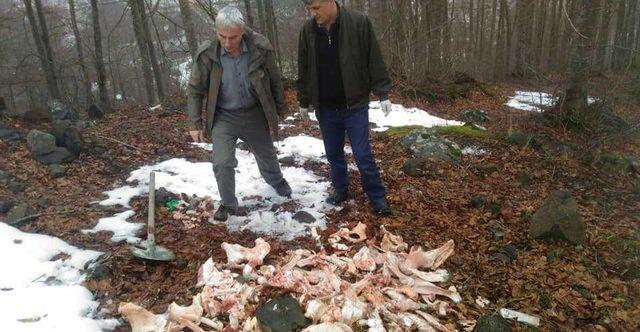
187;6;291;221
297;0;393;216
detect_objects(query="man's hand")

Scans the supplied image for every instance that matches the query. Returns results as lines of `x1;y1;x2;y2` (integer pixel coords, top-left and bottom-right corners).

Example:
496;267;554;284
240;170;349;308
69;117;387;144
299;107;310;121
188;130;206;143
380;100;393;117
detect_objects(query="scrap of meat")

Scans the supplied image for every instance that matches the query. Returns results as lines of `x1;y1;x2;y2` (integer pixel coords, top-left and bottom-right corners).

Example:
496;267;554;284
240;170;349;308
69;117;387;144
221;237;271;268
402;240;455;272
119;223;464;332
118;302;166;332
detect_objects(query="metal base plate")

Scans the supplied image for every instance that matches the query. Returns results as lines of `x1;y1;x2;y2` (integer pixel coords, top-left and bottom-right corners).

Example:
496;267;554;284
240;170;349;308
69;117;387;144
130;244;175;261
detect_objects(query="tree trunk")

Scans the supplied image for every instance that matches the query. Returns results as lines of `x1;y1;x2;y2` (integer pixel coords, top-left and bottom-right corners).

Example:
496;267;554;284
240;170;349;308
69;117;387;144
243;0;255;29
22;0;61;100
256;0;266;34
178;0;199;60
138;0;165;102
560;0;599;120
263;0;280;65
68;0;92;106
33;0;61;98
128;0;156;105
90;0;111;113
603;1;620;70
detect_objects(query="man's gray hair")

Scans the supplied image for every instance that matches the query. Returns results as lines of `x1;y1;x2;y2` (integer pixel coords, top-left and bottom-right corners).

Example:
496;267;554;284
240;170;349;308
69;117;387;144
215;6;245;30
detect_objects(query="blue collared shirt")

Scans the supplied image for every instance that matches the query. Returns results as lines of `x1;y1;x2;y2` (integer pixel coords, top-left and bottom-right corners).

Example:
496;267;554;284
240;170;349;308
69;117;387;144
217;41;257;110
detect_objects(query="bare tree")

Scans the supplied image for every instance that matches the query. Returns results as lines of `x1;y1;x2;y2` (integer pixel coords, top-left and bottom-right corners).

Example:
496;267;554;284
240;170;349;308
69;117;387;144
91;0;111;113
128;0;156;105
243;0;255;29
22;0;61;100
178;0;199;59
68;0;92;106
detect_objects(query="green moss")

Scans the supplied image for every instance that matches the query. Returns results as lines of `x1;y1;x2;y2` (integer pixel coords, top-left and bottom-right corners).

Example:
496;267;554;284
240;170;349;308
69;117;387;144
384;125;424;137
435;125;489;139
446;141;462;158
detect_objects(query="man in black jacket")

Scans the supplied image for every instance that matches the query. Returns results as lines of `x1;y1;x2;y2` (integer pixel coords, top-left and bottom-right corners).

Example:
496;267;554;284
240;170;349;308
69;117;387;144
297;0;393;216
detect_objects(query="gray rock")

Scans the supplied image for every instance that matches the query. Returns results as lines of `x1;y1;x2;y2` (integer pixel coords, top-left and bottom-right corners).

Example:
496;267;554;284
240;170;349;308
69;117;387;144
494;244;518;263
47;164;67;178
400;128;461;164
87;104;104;119
37;198;50;209
256;296;308;332
8;180;26;194
461;109;488;124
51;120;83;155
473;314;511;332
155;187;176;204
48;100;78;121
516;172;532;186
278;156;296;166
3;204;35;225
476;163;498;176
85;262;112;280
403;158;425;177
0;200;14;214
292;211;316;224
33;147;75;165
0;124;22;142
26;130;57;155
505;132;542;150
23;108;49;122
529;190;586;245
470;196;485;208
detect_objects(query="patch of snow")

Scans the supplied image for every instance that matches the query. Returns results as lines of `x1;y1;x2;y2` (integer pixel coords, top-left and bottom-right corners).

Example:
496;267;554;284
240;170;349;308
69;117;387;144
369;101;463;131
461;146;486;156
506;91;599;112
149;104;162;111
81;211;142;244
115;94;123;101
0;223;119;331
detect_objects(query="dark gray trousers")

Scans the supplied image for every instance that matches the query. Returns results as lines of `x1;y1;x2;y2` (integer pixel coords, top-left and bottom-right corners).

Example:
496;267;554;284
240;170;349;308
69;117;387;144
211;106;284;208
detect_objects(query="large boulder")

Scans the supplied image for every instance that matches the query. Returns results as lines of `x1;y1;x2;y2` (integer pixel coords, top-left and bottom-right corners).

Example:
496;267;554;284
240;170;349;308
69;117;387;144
26;130;56;155
256;296;308;332
33;147;75;165
48;100;79;121
23;107;49;123
529;190;586;245
400;127;461;164
51;120;83;155
0;123;22;142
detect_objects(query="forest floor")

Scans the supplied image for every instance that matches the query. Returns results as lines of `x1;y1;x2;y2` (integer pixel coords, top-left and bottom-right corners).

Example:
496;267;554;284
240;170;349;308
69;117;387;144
1;76;639;331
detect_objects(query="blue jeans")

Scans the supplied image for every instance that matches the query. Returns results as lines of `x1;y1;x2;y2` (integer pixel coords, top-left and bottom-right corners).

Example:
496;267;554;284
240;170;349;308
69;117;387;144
317;106;386;201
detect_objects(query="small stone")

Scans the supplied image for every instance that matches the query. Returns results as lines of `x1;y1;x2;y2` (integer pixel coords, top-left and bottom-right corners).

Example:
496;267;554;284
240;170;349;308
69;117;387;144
475;163;498;176
470;196;485;208
293;211;316;224
403;158;425;177
3;204;34;225
270;204;280;212
155;187;176;204
0;200;14;214
256;296;308;332
8;180;26;194
86;262;112;280
47;164;67;178
48;99;79;121
278;156;296;166
529;190;586;245
13;239;22;244
175;257;187;270
461;109;488;124
473;314;511;332
37;198;50;209
516;172;532;186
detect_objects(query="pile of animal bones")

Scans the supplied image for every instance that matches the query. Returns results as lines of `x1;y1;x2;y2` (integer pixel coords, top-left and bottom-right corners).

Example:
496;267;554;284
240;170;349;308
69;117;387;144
119;223;468;331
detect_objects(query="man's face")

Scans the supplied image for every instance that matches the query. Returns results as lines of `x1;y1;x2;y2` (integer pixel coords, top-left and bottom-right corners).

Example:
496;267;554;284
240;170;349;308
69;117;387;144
217;25;243;55
306;0;334;26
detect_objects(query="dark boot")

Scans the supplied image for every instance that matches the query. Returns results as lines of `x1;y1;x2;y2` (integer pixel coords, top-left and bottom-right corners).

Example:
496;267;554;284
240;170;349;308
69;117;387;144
326;191;349;205
213;205;236;222
371;198;394;216
274;179;292;198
